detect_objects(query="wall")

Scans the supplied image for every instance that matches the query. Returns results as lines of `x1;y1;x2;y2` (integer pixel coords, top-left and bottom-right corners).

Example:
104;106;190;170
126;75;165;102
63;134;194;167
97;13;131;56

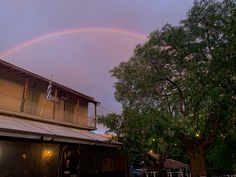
0;139;126;177
0;69;94;129
0;140;59;177
79;145;127;177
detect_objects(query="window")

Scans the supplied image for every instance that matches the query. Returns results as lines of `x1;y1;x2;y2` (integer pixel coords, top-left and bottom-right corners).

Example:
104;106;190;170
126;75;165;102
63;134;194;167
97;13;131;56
25;89;41;115
64;100;75;122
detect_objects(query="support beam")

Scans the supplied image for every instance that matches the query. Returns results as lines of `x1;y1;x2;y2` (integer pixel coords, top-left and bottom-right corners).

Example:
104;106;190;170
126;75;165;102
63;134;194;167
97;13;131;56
94;103;97;128
77;98;80;124
53;89;58;119
20;79;28;112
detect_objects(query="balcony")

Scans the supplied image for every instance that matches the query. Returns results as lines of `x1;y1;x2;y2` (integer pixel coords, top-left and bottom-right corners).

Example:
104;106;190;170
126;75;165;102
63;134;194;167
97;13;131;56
0;93;96;129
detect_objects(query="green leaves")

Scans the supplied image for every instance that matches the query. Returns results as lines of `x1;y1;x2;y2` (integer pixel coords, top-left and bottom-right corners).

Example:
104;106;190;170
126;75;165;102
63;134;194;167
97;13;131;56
99;0;236;171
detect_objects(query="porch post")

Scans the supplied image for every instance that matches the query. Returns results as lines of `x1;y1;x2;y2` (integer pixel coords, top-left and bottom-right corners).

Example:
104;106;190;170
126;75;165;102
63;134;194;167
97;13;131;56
77;98;80;124
53;89;58;119
94;103;97;128
20;79;28;112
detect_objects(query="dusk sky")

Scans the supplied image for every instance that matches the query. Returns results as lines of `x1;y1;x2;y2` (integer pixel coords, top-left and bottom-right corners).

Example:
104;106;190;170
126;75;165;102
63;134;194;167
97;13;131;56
0;0;194;115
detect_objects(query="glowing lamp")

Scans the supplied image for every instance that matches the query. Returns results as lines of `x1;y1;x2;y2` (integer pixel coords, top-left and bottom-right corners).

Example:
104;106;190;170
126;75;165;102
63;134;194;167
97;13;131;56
43;149;54;165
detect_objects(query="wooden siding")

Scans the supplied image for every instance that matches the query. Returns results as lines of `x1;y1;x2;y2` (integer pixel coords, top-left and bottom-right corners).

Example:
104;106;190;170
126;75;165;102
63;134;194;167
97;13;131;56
0;78;95;129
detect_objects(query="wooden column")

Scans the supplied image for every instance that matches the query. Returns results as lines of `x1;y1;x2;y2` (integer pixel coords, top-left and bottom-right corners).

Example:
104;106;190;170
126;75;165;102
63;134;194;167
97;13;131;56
53;89;58;119
20;79;28;112
94;103;97;128
77;98;80;124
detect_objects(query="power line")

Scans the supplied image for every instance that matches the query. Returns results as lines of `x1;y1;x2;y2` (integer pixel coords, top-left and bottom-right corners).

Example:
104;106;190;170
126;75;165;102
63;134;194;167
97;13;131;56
97;105;117;114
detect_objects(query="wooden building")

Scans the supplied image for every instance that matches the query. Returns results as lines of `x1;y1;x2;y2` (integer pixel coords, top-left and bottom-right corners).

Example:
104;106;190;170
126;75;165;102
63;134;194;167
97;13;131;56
0;59;126;177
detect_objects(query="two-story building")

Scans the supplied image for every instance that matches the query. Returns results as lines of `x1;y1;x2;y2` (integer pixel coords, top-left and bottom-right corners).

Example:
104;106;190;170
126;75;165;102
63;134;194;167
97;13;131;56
0;59;126;177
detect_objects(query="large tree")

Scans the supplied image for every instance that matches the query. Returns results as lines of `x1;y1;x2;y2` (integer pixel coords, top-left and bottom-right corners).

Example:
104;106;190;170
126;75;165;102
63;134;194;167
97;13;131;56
100;0;236;176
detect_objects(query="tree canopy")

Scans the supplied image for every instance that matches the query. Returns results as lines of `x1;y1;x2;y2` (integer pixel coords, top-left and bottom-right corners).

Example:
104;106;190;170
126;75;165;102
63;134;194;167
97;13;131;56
98;0;236;176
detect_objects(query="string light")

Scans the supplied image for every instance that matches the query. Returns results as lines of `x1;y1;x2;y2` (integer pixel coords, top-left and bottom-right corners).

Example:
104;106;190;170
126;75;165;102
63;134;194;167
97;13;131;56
195;133;200;137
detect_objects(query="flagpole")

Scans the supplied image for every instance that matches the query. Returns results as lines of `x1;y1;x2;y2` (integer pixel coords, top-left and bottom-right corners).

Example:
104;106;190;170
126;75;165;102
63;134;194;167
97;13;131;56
40;74;53;116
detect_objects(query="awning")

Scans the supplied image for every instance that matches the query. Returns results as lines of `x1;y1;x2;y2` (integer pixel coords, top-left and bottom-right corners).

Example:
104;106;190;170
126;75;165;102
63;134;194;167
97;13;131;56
0;114;120;147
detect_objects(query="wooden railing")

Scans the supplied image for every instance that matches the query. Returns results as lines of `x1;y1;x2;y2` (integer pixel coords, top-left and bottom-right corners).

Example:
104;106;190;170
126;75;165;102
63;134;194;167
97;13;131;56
0;93;95;129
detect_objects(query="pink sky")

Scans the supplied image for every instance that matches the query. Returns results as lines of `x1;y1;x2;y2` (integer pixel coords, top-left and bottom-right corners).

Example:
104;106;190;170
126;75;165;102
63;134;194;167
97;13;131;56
0;0;194;114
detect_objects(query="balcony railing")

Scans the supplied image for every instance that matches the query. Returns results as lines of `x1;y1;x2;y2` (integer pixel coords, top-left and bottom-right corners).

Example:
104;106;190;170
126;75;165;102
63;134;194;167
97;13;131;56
0;93;95;129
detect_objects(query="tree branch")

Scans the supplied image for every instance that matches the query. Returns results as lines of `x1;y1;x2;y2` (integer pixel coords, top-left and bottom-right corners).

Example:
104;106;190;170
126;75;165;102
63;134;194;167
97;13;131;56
201;117;219;148
150;60;187;115
164;77;186;115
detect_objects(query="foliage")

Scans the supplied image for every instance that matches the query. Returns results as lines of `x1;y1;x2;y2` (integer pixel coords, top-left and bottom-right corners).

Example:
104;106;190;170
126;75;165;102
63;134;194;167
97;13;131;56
207;131;236;173
97;113;123;136
99;0;236;175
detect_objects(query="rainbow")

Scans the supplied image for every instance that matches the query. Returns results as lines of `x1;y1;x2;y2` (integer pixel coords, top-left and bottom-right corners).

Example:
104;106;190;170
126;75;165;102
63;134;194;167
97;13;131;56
0;27;147;58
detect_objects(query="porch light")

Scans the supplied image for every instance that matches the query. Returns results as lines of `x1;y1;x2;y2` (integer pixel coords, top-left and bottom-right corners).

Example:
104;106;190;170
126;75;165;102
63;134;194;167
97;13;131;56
43;149;54;165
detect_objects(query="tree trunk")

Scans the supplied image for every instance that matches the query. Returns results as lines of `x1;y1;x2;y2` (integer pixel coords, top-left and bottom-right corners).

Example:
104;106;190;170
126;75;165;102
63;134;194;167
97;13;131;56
187;145;207;177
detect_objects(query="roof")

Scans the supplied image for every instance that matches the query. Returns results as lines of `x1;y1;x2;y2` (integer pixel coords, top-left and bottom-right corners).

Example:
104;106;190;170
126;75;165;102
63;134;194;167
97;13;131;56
0;59;99;104
164;159;189;169
0;114;121;147
148;151;161;160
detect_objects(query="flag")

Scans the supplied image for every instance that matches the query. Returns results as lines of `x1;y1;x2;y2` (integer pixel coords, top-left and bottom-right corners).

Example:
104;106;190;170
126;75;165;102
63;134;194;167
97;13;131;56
46;80;52;100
